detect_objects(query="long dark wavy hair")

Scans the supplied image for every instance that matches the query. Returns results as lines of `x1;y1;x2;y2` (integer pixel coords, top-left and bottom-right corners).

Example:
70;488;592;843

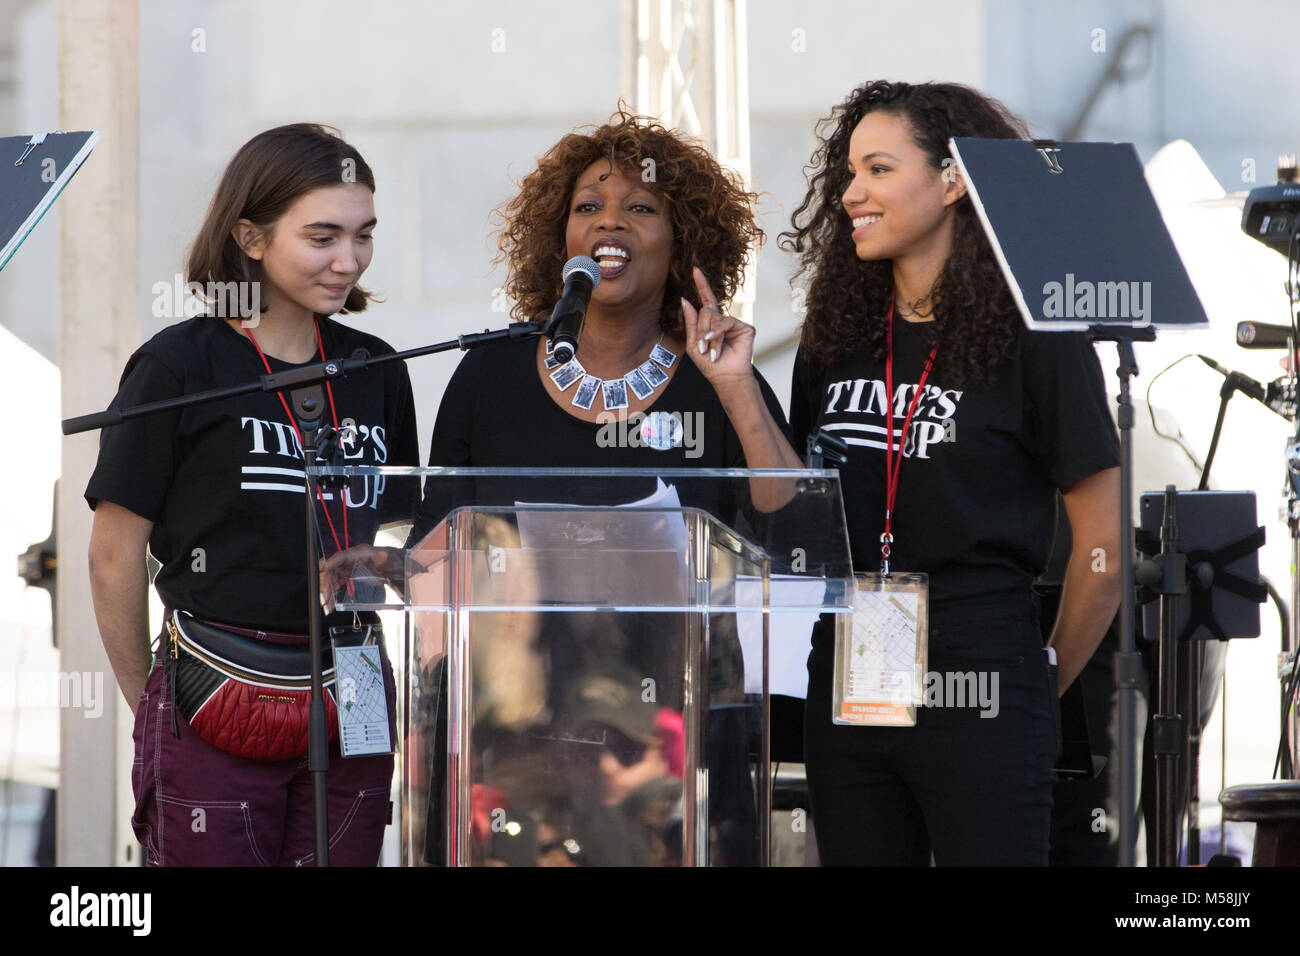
493;108;761;336
780;81;1030;386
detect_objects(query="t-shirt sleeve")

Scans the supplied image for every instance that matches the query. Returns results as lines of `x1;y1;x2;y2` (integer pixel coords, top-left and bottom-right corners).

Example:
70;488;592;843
718;366;794;545
407;350;479;544
788;349;819;459
379;362;421;525
83;348;184;521
1021;330;1120;492
426;351;476;469
724;366;792;467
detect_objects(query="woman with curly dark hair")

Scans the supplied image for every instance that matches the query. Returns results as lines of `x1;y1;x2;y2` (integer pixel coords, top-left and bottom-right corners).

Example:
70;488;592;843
767;80;1120;865
434;108;790;477
377;111;797;865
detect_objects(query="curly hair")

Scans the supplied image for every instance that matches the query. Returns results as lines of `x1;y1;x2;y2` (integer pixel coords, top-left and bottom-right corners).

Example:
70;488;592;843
493;109;762;336
780;81;1031;386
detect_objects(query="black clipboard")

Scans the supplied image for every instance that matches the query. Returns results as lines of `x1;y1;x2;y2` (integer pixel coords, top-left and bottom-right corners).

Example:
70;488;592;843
0;130;100;272
949;138;1209;332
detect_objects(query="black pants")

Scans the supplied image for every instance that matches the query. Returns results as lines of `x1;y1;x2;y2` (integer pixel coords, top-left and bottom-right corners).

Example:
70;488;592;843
804;594;1061;866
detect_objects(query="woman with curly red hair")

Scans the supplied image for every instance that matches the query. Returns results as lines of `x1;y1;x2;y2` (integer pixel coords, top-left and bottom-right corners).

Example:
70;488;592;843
429;109;791;477
402;110;797;865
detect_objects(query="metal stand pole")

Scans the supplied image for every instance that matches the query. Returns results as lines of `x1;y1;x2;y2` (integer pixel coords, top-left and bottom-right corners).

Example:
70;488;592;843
1185;641;1205;864
1109;333;1150;868
1153;485;1186;867
292;385;331;867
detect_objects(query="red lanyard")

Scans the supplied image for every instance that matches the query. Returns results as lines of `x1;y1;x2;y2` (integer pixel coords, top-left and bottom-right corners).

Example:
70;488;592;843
246;319;350;556
881;291;937;575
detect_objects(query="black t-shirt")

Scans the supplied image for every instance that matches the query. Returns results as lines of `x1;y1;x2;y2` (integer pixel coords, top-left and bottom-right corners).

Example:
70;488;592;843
411;334;790;720
790;319;1119;608
85;316;420;632
412;335;789;535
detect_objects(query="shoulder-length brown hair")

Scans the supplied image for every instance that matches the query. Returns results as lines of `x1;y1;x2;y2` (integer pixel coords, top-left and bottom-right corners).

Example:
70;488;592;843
493;109;762;336
780;81;1030;387
187;123;377;316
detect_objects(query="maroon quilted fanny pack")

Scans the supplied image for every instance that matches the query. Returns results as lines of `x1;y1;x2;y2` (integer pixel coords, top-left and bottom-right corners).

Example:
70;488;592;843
165;611;374;762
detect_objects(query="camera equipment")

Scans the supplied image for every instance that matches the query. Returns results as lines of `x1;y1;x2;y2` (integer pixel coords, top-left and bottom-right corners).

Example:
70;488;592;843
1240;157;1300;255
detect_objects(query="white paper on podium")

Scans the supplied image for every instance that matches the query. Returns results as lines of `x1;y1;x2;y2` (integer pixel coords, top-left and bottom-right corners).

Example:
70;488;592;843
735;575;827;698
514;478;690;606
515;477;683;537
515;478;686;548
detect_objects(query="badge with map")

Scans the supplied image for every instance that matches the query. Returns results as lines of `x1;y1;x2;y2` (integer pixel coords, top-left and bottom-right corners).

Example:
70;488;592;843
332;641;393;757
833;572;929;727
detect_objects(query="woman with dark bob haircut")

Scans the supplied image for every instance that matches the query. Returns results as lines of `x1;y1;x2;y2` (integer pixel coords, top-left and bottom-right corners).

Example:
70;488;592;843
86;124;419;866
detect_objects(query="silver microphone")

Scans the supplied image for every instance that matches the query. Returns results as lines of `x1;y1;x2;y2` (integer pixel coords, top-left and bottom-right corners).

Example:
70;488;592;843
547;256;602;365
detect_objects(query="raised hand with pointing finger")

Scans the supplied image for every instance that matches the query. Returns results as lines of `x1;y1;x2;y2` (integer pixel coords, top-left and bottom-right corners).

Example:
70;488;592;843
680;265;803;492
681;265;757;389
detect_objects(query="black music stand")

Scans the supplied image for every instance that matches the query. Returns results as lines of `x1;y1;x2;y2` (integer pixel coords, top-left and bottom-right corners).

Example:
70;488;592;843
1;131;99;272
951;136;1211;867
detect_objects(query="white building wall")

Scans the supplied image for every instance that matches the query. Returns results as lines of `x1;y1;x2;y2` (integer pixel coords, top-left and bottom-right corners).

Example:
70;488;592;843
1;0;1297;862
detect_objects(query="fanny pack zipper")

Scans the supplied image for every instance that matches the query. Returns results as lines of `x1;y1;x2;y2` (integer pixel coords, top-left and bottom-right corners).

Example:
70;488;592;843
171;613;337;689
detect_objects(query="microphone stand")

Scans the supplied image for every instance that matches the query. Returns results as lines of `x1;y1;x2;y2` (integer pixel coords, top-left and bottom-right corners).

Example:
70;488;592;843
1198;367;1282;494
63;321;546;435
63;318;547;866
293;384;334;864
1145;485;1189;867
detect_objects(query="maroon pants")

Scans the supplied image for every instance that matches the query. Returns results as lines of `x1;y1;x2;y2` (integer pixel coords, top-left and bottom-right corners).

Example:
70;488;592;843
130;654;396;866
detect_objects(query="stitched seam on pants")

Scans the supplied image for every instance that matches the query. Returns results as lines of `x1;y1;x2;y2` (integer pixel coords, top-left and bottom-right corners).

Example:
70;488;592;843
131;690;147;794
243;804;270;866
332;787;387;849
150;693;166;865
133;688;160;865
296;786;386;865
156;796;271;866
157;795;254;808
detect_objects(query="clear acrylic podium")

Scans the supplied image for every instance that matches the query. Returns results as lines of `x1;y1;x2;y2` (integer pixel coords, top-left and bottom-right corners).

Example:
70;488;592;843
313;466;853;866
